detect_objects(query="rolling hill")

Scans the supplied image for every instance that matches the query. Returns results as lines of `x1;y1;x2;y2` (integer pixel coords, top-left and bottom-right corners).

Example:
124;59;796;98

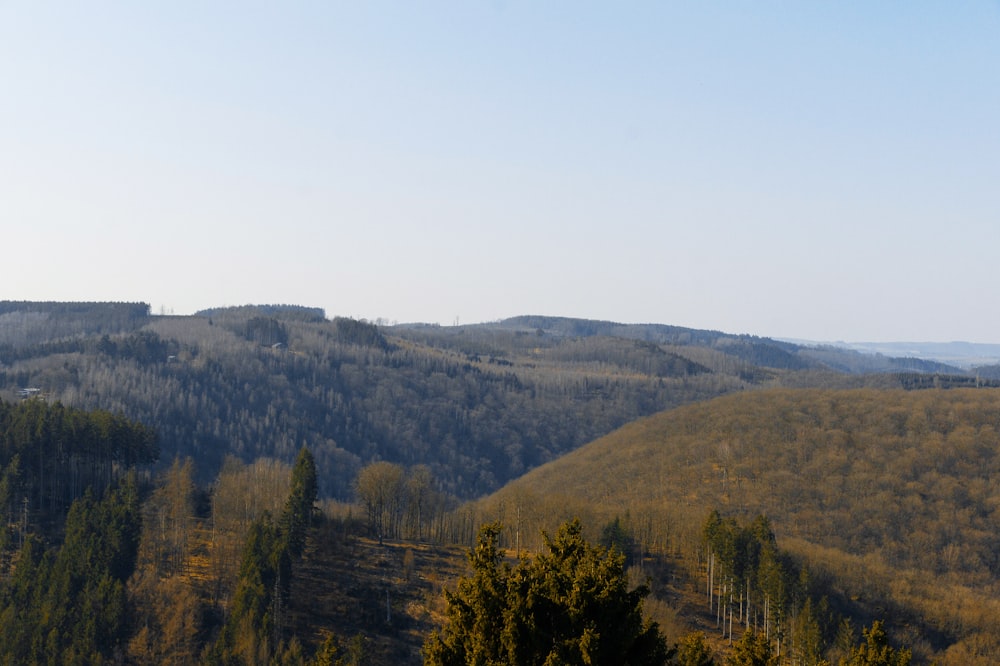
5;302;1000;663
471;386;1000;664
6;301;982;502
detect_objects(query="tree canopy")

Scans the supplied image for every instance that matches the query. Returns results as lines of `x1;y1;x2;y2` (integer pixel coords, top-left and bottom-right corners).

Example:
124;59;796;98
0;478;142;664
424;518;672;665
839;621;911;666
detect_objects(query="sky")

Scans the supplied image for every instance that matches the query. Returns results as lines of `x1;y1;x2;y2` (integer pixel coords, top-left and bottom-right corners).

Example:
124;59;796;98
2;2;998;343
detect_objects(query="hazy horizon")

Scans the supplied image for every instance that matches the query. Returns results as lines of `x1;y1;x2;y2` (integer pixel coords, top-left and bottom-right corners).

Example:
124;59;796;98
4;3;998;343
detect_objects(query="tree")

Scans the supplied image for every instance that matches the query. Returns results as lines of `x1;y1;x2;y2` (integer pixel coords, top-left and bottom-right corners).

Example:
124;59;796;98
281;446;317;558
0;454;21;550
207;513;288;666
141;457;195;576
829;618;856;665
789;597;827;666
355;462;404;545
676;632;716;666
423;519;672;665
424;522;509;664
600;515;635;566
403;464;433;540
839;620;911;666
127;573;203;665
0;478;142;664
725;629;778;666
208;457;292;606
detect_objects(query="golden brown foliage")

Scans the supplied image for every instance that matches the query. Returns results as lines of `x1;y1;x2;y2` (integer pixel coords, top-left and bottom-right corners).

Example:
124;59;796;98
474;387;1000;663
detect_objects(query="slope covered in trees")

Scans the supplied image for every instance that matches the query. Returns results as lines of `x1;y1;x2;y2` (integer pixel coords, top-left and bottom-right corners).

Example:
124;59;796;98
1;302;984;501
0;303;775;499
0;399;158;536
0;480;143;664
0;404;379;665
472;387;1000;664
5;379;1000;663
0;399;156;664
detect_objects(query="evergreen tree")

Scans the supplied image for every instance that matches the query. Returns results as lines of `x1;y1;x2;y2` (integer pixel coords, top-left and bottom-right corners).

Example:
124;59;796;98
208;450;320;666
207;513;289;665
280;446;317;558
0;479;142;665
789;597;828;666
424;518;672;665
425;522;509;664
676;631;716;666
725;629;778;666
838;620;911;666
599;515;635;566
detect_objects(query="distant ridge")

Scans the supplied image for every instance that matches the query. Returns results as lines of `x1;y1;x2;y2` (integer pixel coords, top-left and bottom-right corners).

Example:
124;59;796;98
194;304;327;321
777;338;1000;370
841;340;1000;368
466;316;973;376
1;302;990;499
469;315;813;371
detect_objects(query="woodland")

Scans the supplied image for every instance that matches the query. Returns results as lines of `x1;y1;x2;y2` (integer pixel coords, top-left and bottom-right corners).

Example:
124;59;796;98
2;301;1000;664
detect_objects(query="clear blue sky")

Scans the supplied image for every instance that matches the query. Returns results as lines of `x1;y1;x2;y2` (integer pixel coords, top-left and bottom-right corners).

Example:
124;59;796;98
3;2;998;342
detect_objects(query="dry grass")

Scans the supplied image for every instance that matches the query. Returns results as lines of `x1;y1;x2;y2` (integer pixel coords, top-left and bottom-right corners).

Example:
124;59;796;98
283;520;469;664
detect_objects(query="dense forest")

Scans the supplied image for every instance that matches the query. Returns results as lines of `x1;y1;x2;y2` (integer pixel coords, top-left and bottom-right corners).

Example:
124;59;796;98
0;398;157;534
0;399;339;664
0;302;985;501
0;302;745;498
0;397;927;664
3;302;1000;663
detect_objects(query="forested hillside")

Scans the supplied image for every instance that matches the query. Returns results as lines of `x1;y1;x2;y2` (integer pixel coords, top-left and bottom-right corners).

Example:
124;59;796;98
0;398;157;533
472;387;1000;664
0;398;441;664
0;302;982;501
455;315;970;376
0;399;158;663
5;304;1000;663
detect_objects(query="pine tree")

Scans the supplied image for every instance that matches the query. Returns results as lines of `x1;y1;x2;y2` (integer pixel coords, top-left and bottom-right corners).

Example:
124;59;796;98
208;513;288;665
839;620;911;666
0;480;142;664
424;518;672;665
424;522;509;664
725;628;778;666
280;447;317;558
676;632;716;666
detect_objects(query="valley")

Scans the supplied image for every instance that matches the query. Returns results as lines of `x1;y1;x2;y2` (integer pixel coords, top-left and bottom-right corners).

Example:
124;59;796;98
2;301;999;664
